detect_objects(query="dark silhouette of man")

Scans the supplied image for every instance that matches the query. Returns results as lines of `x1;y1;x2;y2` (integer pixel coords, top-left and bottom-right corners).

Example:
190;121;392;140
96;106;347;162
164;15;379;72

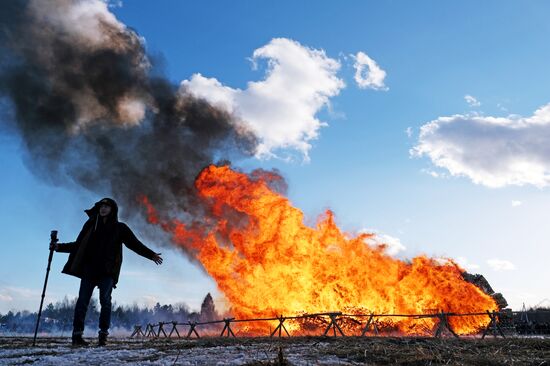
51;198;163;346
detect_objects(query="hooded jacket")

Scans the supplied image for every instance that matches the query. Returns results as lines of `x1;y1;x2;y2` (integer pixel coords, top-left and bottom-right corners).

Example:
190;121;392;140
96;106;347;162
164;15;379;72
57;198;156;286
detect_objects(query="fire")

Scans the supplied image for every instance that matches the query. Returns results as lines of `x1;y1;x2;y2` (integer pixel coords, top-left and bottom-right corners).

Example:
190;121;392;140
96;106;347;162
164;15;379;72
142;165;497;335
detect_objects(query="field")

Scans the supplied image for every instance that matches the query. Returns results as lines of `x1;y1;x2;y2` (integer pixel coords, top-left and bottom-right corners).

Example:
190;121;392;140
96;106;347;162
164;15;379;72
1;336;549;365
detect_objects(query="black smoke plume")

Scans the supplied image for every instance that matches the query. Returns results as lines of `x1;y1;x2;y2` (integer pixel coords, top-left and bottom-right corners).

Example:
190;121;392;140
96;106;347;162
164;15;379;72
0;0;257;231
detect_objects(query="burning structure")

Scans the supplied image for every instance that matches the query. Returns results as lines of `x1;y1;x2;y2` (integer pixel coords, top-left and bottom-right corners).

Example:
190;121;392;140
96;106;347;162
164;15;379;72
1;0;506;338
141;165;504;336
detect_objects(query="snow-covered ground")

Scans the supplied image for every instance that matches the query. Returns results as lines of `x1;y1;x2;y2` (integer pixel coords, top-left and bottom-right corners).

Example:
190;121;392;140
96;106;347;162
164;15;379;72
0;337;352;365
2;336;549;365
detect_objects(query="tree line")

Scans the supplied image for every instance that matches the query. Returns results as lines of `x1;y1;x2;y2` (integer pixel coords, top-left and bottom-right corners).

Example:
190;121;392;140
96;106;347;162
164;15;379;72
0;293;218;334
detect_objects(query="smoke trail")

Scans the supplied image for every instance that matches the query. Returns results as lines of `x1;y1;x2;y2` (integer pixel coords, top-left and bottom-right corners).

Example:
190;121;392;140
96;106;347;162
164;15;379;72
0;0;258;228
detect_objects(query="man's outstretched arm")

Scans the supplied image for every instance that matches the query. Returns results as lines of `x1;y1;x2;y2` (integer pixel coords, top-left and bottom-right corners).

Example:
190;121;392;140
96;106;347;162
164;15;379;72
53;242;76;253
50;222;89;253
121;223;163;265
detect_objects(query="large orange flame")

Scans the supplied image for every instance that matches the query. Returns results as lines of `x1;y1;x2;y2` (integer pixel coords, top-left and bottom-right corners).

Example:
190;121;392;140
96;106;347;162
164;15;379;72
142;165;497;335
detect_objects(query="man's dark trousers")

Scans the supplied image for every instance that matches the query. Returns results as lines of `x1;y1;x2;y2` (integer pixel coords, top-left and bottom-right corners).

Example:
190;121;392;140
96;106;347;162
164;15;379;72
73;276;114;335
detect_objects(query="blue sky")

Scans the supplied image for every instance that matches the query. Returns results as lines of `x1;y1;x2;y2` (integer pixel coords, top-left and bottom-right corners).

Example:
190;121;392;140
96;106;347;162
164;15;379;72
2;0;550;313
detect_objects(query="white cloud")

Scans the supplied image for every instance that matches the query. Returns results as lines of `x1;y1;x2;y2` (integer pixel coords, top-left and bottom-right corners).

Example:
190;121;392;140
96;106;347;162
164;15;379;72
181;38;345;159
107;0;124;8
464;94;481;107
0;286;37;307
361;229;406;256
140;295;159;308
455;256;480;271
497;103;508;112
487;258;516;271
421;168;448;179
511;200;522;207
352;51;388;90
412;103;550;188
0;294;13;302
5;286;38;298
405;126;413;138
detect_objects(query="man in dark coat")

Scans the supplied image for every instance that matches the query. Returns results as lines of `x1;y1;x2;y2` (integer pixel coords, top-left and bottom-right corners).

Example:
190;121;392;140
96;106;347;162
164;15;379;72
51;198;163;346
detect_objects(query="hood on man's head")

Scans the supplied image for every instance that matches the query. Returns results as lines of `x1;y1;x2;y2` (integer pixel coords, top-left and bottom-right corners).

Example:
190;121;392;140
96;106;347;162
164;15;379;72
85;197;119;221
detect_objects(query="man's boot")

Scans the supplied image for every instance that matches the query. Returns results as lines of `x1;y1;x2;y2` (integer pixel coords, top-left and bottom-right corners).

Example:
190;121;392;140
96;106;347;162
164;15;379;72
71;332;89;347
98;331;108;346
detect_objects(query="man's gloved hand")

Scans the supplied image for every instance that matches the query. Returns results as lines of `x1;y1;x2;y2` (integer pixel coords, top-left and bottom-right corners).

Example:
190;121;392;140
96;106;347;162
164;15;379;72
49;242;59;251
152;253;163;265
